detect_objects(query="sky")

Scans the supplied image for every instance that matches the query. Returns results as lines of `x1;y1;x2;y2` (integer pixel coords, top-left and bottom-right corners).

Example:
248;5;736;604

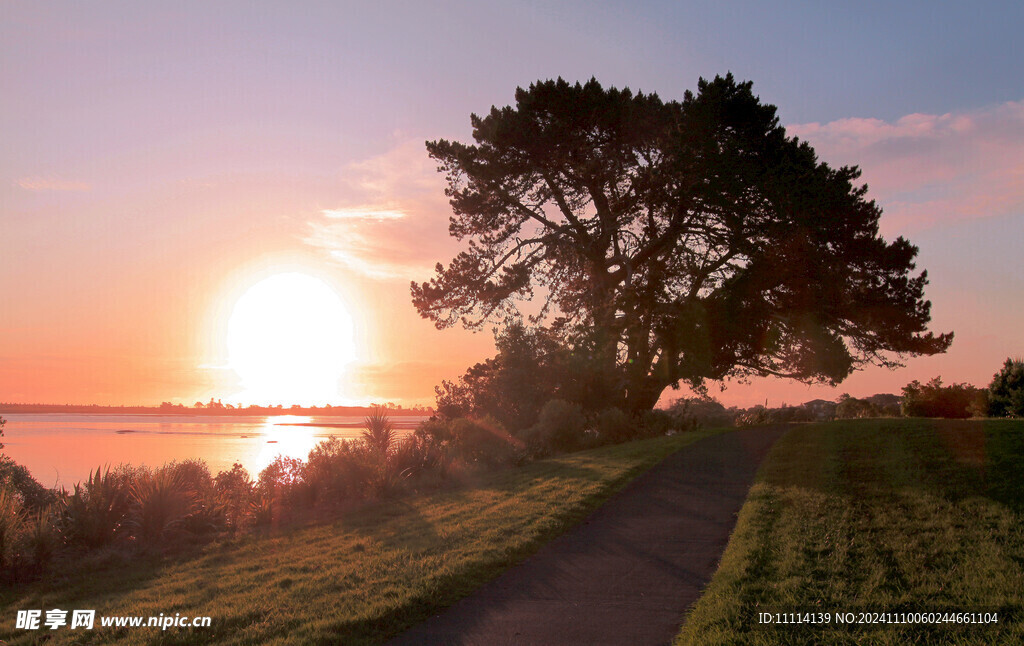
1;1;1022;408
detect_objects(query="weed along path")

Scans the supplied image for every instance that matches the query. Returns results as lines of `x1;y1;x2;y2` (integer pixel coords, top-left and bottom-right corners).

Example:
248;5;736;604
388;425;790;646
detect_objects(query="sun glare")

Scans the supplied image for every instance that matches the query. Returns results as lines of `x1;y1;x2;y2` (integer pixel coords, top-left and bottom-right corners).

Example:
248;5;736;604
227;273;356;405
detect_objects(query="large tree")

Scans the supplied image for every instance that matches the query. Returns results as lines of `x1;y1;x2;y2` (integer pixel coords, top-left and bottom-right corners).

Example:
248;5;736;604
412;75;952;411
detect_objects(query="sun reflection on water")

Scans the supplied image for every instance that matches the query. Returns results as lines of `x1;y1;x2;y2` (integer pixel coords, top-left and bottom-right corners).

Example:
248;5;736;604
252;416;323;473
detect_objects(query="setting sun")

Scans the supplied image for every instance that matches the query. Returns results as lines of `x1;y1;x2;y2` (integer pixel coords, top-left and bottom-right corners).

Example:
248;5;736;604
227;273;356;405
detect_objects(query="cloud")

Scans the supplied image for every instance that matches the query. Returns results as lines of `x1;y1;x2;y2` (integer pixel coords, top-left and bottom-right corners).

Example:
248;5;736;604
322;208;407;221
304;101;1024;280
305;140;457;281
787;100;1024;233
16;176;91;192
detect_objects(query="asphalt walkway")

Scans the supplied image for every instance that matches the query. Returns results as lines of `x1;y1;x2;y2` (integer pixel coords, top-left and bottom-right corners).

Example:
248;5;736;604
388;425;789;645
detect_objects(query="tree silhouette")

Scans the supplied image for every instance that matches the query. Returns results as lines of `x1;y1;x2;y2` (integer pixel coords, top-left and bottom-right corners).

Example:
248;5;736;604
413;75;952;411
988;357;1024;417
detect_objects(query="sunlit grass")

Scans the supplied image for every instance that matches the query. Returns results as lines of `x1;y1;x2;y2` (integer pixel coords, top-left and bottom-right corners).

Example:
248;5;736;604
675;418;1024;645
0;429;719;645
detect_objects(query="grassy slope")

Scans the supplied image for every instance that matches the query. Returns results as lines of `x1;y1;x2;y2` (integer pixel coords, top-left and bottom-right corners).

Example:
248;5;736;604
676;418;1024;646
1;430;718;645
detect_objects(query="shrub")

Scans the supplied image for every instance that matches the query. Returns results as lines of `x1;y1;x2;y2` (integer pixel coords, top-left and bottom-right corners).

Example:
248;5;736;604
304;438;374;506
166;460;222;535
129;466;195;543
593;407;633;444
765;405;814;424
639;408;684;436
257;456;309;520
388;435;441;486
901;377;985;418
734;406;770;428
525;400;586;454
835;395;878;419
667;398;734;429
362;407;397;458
449;417;519;465
0;486;23;573
0;455;53;511
62;466;131;549
21;505;60;571
411;420;456;479
988;357;1024;418
214;463;255;531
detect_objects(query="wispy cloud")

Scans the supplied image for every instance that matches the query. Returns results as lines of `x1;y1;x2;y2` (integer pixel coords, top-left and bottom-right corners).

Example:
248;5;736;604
322;207;407;221
16;176;91;192
788;100;1024;233
305;140;456;281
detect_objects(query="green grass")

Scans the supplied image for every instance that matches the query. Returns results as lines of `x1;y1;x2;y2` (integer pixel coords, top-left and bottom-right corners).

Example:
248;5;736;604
1;429;719;645
676;418;1024;645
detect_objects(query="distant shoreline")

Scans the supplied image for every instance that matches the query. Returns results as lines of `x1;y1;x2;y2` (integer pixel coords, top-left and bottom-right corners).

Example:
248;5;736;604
0;403;432;417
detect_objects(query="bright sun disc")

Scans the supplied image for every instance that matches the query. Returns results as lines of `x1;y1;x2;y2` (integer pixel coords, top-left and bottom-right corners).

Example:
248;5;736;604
227;273;355;405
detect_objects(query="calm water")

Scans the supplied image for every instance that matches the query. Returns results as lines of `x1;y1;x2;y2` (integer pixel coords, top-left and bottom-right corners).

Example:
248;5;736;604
1;413;425;488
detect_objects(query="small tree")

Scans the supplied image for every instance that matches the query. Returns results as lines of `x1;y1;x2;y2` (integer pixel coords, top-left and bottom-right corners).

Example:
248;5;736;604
988;357;1024;418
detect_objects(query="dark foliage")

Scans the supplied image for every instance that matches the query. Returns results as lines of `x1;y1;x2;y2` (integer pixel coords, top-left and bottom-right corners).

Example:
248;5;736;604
988;357;1024;418
667;397;735;429
901;377;987;419
435;323;613;431
414;75;951;412
524;400;588;454
0;455;53;511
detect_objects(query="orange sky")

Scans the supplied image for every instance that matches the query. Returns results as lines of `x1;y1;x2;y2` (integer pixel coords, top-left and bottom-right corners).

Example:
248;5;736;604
2;3;1021;409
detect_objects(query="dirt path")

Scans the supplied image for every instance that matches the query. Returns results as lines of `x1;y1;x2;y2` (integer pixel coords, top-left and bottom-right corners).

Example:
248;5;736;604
388;425;789;646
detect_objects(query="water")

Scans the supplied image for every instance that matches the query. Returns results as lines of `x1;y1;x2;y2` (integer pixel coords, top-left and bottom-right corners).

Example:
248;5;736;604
0;413;425;488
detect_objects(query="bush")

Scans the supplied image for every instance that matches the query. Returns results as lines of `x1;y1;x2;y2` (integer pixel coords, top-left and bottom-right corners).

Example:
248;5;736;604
388;435;443;486
765;405;814;424
449;417;519;465
21;505;60;572
988;357;1024;418
0;455;53;511
835;395;878;419
734;406;769;428
525;400;586;454
640;408;692;436
129;466;195;544
0;486;23;573
667;398;734;429
0;487;60;579
901;377;986;419
257;456;309;521
593;407;633;444
362;407;397;458
62;466;132;549
214;463;255;531
304;438;374;507
166;460;222;535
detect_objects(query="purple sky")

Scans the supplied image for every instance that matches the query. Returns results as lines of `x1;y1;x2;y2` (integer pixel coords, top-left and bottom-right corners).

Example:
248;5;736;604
2;1;1022;407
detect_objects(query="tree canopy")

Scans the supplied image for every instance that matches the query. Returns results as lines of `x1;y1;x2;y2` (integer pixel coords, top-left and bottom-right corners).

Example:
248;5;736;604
988;357;1024;417
413;75;952;411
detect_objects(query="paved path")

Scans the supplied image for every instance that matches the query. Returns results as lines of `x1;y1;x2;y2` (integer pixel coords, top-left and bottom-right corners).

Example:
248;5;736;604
388;426;789;646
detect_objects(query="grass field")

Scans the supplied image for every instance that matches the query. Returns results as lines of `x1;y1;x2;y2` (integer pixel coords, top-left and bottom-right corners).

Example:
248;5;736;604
676;418;1024;645
1;429;718;645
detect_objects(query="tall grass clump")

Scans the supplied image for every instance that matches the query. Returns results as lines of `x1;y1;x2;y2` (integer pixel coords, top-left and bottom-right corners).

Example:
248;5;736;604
62;466;131;549
0;487;23;573
129;466;195;543
362;407;397;457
